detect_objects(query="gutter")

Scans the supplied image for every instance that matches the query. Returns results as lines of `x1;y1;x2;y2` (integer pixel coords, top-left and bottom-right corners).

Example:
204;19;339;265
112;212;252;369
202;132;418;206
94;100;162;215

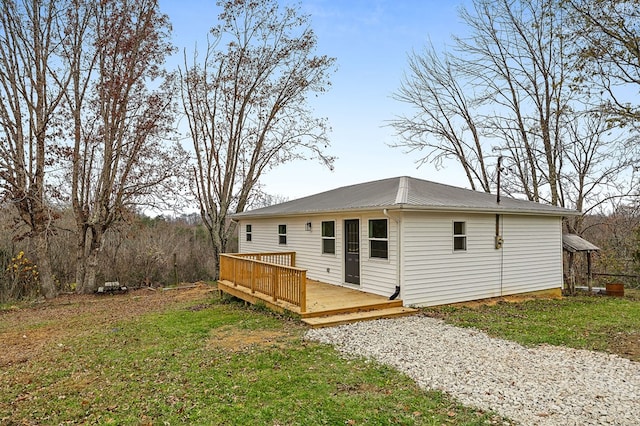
232;204;580;220
383;208;402;300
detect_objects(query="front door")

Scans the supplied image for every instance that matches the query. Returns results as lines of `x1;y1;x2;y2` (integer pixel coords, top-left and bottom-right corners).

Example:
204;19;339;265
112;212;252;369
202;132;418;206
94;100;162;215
344;219;360;285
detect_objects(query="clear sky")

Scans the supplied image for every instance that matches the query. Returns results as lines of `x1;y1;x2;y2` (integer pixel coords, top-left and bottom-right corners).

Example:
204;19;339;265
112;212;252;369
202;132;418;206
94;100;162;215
161;0;471;201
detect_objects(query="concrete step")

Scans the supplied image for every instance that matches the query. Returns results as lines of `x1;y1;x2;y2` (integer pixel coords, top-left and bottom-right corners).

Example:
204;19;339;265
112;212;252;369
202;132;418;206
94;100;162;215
302;306;418;328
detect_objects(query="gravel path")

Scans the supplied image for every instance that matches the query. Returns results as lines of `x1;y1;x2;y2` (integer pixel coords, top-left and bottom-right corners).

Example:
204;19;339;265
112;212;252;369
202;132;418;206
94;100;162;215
305;315;640;425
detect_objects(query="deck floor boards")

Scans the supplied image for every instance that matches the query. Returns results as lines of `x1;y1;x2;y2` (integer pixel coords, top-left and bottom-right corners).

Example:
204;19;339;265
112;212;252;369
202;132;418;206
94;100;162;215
217;279;417;327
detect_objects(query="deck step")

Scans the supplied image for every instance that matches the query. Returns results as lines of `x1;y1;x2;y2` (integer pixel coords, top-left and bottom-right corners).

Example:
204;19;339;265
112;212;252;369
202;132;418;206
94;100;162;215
302;306;418;328
301;299;404;318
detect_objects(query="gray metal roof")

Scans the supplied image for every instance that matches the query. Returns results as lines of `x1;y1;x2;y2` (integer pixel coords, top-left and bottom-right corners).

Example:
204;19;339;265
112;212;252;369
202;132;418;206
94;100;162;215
233;176;579;218
562;234;600;252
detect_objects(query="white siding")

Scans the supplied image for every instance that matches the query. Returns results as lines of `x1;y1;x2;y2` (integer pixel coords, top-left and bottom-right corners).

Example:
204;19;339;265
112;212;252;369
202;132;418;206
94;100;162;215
402;212;502;307
238;217;343;285
501;215;563;295
238;211;564;307
401;212;563;307
237;213;398;298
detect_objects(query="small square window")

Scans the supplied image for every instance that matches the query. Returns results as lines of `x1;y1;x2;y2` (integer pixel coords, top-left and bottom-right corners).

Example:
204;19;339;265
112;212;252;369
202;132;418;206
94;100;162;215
368;219;388;259
453;221;467;251
278;224;287;245
321;221;335;254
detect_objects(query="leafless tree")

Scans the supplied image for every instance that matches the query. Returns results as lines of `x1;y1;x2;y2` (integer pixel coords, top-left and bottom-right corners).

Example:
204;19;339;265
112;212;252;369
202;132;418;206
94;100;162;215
560;110;635;232
391;0;635;232
568;0;640;125
62;0;187;293
0;0;72;298
392;44;491;192
180;0;336;273
567;0;640;198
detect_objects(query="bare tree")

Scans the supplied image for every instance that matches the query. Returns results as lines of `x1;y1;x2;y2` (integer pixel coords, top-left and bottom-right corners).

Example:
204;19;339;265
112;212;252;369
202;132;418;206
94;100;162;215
568;0;640;125
560;110;635;232
393;0;569;204
180;0;335;273
567;0;640;198
62;0;186;293
391;0;635;231
0;0;71;298
392;44;491;192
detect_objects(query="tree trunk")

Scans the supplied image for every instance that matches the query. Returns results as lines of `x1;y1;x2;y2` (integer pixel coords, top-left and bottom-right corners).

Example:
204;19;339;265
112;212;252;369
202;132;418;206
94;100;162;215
78;227;103;294
75;224;88;291
34;232;56;299
82;248;100;294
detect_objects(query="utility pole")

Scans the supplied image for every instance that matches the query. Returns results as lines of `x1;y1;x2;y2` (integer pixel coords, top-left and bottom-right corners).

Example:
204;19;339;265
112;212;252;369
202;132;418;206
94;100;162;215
497;156;503;204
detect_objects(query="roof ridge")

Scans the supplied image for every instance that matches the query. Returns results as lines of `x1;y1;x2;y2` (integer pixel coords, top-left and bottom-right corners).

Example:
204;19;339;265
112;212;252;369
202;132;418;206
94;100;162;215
394;176;409;204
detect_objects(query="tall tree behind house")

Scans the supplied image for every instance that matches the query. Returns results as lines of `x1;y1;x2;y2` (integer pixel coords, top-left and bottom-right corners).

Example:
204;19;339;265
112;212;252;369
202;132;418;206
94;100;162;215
180;0;336;274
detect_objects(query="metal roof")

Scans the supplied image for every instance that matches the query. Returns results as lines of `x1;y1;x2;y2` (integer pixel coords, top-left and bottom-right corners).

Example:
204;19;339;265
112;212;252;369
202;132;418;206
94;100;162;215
233;176;580;218
562;234;600;252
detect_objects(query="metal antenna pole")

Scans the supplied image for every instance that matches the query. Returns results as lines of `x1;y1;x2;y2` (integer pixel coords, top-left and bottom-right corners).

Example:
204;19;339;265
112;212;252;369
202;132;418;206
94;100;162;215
497;156;502;204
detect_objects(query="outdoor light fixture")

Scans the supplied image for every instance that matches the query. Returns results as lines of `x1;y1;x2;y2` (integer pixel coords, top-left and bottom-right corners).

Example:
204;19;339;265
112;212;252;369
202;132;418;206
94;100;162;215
305;222;312;231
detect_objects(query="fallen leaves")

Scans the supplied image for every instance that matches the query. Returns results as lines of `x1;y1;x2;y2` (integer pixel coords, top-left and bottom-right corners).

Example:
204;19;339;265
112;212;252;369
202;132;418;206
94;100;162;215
1;284;215;368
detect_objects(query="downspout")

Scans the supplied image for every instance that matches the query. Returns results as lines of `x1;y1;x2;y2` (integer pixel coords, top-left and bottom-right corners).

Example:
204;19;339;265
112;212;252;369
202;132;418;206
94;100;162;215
383;209;401;300
498;215;504;296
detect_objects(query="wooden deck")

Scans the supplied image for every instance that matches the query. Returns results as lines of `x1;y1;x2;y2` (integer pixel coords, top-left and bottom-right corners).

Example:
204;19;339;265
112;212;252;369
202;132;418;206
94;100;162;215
217;279;417;328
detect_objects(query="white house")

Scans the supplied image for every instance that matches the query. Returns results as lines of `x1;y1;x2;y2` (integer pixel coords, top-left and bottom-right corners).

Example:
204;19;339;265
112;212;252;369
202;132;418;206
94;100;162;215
232;176;578;307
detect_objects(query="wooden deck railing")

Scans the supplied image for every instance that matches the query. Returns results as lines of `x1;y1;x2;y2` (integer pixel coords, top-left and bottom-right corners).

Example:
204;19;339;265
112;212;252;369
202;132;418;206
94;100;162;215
229;251;296;267
219;253;306;313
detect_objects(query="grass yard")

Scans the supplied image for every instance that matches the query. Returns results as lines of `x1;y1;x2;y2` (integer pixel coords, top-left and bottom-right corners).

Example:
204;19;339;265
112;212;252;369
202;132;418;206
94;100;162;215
424;289;640;362
0;284;507;425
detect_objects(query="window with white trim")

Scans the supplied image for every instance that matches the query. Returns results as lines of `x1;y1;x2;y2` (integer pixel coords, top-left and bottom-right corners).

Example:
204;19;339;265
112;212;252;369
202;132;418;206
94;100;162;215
246;224;252;242
278;224;287;245
321;221;335;254
368;219;388;259
453;221;467;251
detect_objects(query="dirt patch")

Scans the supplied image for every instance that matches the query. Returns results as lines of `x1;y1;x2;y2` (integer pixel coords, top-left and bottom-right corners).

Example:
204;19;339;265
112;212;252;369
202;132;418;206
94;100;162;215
0;283;216;368
209;326;296;352
608;332;640;362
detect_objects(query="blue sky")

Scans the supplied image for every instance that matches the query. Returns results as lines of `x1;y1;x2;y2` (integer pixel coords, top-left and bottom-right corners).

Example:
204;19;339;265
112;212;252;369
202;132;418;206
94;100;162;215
162;0;470;200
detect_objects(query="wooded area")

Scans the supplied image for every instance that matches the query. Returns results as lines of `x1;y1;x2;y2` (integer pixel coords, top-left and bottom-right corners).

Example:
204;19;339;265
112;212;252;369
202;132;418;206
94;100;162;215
0;0;334;300
0;209;218;301
1;0;639;301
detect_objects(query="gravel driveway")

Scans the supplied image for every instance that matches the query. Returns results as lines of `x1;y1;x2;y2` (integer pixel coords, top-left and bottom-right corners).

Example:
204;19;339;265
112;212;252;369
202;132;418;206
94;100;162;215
305;315;640;425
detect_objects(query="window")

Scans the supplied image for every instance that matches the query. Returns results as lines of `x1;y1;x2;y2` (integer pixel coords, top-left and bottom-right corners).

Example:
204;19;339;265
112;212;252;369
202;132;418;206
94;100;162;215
245;224;252;242
368;219;388;259
453;221;466;251
321;221;335;254
278;224;287;245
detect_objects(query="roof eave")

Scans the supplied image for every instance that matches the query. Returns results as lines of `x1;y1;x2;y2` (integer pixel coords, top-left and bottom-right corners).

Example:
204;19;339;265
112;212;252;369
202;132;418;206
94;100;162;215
233;203;579;219
389;204;580;216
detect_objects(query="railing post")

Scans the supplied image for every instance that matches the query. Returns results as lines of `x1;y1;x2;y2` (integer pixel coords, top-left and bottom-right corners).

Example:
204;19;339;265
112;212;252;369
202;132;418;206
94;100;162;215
291;252;296;267
273;266;279;303
233;256;238;287
250;261;256;294
299;270;306;313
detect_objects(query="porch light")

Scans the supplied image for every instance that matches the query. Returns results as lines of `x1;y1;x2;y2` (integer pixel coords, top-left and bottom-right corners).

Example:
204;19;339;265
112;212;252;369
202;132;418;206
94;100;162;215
305;222;312;231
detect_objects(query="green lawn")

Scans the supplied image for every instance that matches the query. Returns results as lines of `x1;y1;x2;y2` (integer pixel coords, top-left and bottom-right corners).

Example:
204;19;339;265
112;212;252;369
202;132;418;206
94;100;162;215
1;292;507;425
424;291;640;360
5;288;636;425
